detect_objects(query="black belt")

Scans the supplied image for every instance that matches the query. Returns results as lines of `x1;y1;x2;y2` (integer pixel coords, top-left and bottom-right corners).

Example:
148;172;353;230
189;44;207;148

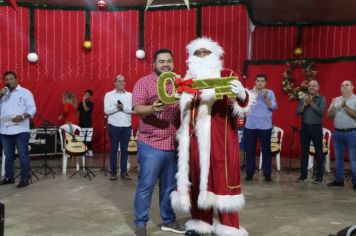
335;128;356;132
302;123;321;127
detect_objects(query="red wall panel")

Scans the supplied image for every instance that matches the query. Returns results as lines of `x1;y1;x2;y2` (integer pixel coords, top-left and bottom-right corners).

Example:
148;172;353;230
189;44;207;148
252;25;356;60
0;5;249;151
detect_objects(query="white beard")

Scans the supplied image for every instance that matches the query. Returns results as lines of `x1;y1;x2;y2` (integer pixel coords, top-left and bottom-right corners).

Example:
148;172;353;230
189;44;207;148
186;54;223;80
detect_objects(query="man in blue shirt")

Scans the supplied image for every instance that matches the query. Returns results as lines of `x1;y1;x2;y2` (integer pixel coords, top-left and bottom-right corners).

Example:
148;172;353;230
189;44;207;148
245;74;278;182
0;71;36;188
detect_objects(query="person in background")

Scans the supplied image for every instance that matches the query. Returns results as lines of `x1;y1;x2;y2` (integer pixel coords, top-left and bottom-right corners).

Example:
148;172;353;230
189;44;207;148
132;49;184;236
58;91;78;125
78;89;94;156
327;80;356;190
104;75;132;181
244;74;278;182
0;71;36;188
296;80;326;184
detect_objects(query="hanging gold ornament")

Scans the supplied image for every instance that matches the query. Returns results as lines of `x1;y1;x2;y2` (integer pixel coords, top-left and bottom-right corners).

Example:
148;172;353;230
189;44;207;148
293;47;303;56
82;40;93;50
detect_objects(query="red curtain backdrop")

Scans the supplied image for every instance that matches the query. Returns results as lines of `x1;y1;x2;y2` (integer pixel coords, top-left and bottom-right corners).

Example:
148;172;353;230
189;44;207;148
251;26;356;60
0;5;248;151
246;61;356;159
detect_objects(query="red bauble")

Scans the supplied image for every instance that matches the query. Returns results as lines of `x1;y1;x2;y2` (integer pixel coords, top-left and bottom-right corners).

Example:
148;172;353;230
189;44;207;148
96;0;107;10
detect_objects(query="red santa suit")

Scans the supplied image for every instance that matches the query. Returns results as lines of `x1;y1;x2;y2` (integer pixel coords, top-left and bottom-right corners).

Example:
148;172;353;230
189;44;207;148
170;38;255;236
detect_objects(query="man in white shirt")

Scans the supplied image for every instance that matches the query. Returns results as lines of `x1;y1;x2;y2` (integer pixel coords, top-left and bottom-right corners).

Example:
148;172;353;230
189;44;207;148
104;75;132;180
327;80;356;190
0;71;36;188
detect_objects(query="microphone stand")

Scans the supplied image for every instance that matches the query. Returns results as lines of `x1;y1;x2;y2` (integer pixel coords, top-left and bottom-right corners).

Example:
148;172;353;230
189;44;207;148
34;114;56;178
99;114;109;176
287;124;299;174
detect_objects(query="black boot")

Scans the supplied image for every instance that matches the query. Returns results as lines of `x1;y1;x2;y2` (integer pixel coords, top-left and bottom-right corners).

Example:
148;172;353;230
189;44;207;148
185;230;202;236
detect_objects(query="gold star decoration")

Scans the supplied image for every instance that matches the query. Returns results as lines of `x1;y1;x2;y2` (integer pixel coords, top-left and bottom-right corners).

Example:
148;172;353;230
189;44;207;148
146;0;190;10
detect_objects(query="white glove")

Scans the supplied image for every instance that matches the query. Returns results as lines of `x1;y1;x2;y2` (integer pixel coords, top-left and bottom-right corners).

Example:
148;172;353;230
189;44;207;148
230;80;246;101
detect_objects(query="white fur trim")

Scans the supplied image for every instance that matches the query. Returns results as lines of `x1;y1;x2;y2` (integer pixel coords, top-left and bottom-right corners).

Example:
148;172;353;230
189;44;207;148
172;93;195;213
198;191;245;212
186;219;214;234
232;89;256;118
195;89;216;207
187;37;224;58
170;190;191;213
213;219;249;236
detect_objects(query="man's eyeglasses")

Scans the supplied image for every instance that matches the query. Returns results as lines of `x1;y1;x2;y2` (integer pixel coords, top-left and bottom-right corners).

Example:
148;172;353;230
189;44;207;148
341;84;350;87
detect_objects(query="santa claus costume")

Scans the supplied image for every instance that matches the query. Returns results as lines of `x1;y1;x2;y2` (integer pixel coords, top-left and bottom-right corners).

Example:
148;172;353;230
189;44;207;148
170;38;255;236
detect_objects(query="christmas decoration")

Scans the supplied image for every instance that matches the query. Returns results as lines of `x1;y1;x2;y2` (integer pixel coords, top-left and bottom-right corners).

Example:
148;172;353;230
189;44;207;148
27;52;39;63
82;40;93;50
96;0;107;11
135;49;145;59
293;47;303;56
282;60;317;100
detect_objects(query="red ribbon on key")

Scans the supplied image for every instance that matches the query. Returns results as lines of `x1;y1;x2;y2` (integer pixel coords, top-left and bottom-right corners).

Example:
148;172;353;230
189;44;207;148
175;78;200;94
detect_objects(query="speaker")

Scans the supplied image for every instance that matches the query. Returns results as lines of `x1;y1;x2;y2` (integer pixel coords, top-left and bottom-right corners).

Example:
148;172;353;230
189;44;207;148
330;225;356;236
29;128;58;155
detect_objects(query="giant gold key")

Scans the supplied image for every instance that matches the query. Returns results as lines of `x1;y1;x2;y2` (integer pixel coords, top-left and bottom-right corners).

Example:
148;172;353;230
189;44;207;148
157;72;238;104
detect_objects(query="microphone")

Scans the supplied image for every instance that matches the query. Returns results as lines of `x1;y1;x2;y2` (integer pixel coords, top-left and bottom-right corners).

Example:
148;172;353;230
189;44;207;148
0;84;10;97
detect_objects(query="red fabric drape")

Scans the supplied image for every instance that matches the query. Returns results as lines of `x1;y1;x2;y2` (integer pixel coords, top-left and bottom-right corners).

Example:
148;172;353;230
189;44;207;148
246;61;356;159
252;26;356;60
0;5;248;151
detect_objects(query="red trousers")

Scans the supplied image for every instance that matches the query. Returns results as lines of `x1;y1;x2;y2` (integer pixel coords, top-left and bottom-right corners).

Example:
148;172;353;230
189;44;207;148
189;136;240;230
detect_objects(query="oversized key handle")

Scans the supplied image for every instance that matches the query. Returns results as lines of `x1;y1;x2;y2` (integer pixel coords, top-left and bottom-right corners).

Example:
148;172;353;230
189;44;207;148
157;72;238;104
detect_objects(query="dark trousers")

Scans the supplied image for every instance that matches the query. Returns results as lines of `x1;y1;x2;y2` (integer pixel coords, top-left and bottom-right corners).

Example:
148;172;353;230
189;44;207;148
1;133;30;182
300;124;324;181
245;128;272;177
108;125;132;176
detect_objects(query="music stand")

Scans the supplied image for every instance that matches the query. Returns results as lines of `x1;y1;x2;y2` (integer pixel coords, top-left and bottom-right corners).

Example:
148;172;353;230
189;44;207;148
68;129;96;180
33;115;56;178
287;124;299;174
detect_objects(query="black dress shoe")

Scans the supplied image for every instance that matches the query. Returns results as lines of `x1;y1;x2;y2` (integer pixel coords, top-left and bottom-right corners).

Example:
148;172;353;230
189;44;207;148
120;172;132;180
264;175;272;182
296;176;307;182
0;178;15;185
185;230;202;236
109;174;117;181
16;181;29;188
245;175;253;181
313;179;322;184
327;181;344;187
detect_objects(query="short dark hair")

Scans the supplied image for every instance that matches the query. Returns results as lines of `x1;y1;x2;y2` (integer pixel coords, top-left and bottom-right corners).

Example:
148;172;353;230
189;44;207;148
153;48;173;62
3;71;17;79
85;89;93;96
256;74;267;82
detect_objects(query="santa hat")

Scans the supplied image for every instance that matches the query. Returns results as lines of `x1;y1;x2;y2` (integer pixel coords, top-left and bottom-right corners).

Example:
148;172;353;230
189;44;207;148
187;37;224;58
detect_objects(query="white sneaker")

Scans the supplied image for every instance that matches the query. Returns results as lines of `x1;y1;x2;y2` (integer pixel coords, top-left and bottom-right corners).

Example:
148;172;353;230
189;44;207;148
88;150;94;157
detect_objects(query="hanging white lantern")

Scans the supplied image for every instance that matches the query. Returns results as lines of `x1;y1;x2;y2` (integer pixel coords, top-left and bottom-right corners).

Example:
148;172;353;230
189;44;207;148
27;52;39;63
136;49;146;59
